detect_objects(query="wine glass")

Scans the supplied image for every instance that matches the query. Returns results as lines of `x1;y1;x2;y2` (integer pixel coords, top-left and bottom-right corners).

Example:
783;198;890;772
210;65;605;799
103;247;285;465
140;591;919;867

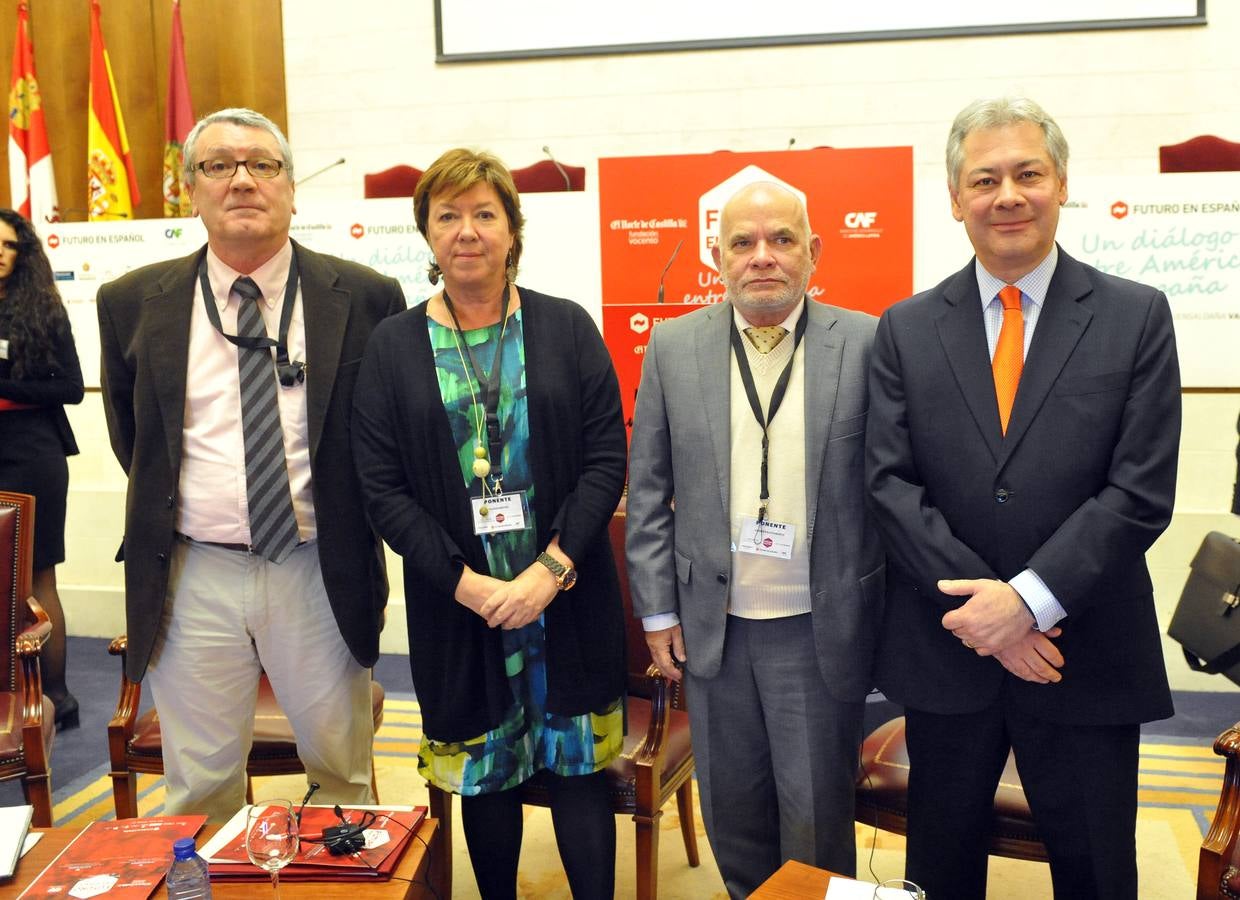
245;799;299;898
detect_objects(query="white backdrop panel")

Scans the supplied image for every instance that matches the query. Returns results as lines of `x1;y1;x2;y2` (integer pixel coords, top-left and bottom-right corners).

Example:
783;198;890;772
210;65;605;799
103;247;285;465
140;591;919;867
915;171;1240;388
46;193;602;389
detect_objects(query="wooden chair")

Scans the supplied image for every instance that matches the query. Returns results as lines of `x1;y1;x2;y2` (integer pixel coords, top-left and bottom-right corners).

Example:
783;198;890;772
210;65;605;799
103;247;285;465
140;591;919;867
510;158;586;192
0;491;54;826
107;637;385;818
1199;720;1240;899
855;716;1049;862
1159;135;1240;173
428;512;699;899
362;164;423;199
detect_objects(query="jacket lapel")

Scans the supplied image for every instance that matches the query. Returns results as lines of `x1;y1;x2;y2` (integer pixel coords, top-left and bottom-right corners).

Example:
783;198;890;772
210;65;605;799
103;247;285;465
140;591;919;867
935;261;1004;461
997;248;1093;467
802;301;840;541
695;303;733;519
295;242;349;461
147;250;201;473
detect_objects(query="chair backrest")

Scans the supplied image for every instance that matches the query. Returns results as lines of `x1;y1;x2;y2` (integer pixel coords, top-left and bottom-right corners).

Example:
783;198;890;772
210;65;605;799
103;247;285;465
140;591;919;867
608;513;655;695
510;158;585;193
0;492;35;694
363;164;424;199
1159;135;1240;173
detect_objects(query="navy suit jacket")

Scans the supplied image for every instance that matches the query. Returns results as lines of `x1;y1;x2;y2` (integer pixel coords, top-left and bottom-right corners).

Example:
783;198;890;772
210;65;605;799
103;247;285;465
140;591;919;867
865;247;1180;726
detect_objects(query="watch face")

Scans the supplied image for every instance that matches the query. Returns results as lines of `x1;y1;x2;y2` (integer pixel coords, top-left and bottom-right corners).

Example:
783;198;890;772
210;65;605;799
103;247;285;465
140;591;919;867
560;568;578;590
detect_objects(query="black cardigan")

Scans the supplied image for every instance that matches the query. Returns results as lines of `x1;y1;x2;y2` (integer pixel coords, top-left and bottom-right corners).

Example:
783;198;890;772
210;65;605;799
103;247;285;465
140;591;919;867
0;312;82;456
352;288;627;741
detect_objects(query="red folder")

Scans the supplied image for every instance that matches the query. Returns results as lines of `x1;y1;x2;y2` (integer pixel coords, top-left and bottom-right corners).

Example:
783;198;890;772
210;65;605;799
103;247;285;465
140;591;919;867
18;815;207;899
205;806;426;881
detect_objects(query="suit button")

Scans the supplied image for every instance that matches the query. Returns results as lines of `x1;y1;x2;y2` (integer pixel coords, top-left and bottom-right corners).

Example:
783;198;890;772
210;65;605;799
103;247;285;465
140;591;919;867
995;489;1009;503
156;553;167;563
716;573;728;584
166;495;174;508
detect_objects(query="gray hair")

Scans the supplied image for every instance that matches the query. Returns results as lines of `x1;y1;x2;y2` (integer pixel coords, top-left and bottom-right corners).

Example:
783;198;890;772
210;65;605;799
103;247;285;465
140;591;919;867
183;108;294;184
946;97;1068;189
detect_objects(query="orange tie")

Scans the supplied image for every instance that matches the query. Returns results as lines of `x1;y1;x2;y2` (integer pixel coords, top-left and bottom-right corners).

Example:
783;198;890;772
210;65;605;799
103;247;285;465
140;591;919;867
993;285;1024;435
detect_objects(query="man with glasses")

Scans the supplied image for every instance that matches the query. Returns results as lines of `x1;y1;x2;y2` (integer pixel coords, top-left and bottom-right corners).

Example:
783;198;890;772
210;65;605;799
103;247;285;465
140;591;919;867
97;108;405;821
866;97;1180;899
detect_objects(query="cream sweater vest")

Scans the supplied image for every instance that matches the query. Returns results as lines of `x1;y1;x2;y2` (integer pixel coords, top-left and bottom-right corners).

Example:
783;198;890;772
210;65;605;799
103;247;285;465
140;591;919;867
727;311;812;618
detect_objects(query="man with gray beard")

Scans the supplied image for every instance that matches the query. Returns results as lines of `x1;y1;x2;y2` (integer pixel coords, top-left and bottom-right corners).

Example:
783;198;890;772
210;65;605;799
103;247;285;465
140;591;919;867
625;181;884;896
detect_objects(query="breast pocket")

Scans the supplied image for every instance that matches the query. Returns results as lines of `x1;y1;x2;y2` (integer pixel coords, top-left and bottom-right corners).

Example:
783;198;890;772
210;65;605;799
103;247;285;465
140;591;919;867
828;411;867;443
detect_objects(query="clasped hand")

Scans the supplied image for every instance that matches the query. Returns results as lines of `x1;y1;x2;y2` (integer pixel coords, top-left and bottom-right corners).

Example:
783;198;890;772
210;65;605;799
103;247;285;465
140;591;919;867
454;562;559;630
939;578;1065;684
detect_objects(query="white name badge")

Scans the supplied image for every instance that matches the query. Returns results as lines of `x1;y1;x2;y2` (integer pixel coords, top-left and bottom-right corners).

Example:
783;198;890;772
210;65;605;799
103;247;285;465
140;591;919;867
736;516;795;560
471;491;528;535
0;338;8;360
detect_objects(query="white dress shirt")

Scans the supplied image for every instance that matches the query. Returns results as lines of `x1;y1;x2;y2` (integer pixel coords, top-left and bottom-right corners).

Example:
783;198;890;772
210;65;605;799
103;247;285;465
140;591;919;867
176;241;317;544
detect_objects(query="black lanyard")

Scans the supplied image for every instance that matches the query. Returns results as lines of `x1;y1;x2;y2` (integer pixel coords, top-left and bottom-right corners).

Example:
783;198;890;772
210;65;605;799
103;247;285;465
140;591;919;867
197;249;304;385
729;310;808;522
443;283;511;483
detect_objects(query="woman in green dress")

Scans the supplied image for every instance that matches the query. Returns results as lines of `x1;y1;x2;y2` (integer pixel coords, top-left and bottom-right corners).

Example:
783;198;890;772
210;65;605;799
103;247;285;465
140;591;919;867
352;149;628;899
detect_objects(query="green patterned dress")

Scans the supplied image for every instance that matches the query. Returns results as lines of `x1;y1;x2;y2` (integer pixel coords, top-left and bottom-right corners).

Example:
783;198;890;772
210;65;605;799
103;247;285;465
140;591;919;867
420;311;623;795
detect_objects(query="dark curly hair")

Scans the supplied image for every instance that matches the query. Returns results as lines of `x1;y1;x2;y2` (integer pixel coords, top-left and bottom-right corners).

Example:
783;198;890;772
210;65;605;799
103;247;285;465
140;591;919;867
0;208;68;378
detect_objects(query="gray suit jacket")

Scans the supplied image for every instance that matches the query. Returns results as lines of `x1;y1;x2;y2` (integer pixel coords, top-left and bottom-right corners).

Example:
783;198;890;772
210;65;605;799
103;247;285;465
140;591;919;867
626;299;885;702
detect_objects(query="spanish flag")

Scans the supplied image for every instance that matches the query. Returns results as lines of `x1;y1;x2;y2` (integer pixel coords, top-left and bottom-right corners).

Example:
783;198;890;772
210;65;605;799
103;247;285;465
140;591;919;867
162;0;194;217
8;1;59;229
88;0;140;220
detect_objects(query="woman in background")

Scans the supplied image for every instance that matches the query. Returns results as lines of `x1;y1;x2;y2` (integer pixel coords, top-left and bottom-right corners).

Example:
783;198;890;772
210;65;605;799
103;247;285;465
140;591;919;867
0;208;83;729
352;149;626;899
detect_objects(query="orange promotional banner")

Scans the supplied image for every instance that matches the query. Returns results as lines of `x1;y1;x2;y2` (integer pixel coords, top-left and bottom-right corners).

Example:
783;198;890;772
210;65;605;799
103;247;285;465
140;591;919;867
598;147;913;429
162;0;194;217
8;1;59;229
88;0;141;221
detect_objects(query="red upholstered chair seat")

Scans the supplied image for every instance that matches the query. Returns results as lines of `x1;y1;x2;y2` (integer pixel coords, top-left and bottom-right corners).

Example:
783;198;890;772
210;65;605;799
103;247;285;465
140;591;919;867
855;716;1048;862
125;675;383;760
0;492;55;827
362;164;423;199
1200;721;1240;899
0;693;54;763
1158;135;1240;173
108;641;385;819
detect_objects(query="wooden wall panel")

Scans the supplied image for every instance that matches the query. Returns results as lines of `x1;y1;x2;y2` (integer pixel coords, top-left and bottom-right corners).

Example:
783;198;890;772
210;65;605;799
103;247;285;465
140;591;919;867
0;0;285;222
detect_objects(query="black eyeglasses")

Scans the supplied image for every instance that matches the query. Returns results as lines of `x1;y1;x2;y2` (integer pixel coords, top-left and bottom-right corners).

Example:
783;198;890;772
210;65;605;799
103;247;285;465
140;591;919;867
195;158;286;180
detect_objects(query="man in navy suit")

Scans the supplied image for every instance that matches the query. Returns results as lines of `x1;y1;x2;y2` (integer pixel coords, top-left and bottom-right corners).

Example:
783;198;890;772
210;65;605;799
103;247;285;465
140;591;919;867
866;97;1181;899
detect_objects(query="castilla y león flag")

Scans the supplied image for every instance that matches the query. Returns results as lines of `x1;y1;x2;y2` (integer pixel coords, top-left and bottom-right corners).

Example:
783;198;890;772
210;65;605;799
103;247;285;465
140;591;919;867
88;0;141;220
163;0;194;217
8;1;59;228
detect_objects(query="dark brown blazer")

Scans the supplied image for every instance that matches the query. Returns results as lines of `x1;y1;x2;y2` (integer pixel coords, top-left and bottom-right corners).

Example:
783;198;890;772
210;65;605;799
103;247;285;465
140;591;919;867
97;241;406;681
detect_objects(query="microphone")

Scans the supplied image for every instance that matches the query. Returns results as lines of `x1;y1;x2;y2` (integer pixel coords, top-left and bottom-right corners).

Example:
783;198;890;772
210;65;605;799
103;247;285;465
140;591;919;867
787;137;796;150
541;145;572;191
296;781;320;823
656;239;683;304
296;157;346;186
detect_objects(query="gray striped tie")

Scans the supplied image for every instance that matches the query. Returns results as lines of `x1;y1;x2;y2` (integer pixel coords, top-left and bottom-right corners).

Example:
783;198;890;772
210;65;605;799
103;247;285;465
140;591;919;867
234;276;299;563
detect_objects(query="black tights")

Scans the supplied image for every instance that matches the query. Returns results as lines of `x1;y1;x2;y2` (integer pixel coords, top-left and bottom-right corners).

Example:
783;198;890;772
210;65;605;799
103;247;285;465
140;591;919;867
460;770;615;899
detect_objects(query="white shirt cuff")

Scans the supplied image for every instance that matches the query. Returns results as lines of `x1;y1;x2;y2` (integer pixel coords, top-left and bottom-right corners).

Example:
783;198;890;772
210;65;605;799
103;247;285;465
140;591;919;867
642;612;680;632
1009;569;1067;632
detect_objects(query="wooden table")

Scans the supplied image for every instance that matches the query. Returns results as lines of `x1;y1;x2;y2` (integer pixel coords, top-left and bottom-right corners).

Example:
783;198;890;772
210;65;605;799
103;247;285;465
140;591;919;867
0;818;441;899
750;859;844;898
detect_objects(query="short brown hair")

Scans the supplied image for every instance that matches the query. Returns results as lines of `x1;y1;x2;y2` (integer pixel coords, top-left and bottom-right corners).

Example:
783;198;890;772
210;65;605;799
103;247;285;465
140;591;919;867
414;148;525;283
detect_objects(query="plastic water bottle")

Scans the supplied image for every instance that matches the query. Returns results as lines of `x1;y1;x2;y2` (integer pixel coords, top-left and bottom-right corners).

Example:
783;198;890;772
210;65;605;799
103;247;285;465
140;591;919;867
165;836;212;899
